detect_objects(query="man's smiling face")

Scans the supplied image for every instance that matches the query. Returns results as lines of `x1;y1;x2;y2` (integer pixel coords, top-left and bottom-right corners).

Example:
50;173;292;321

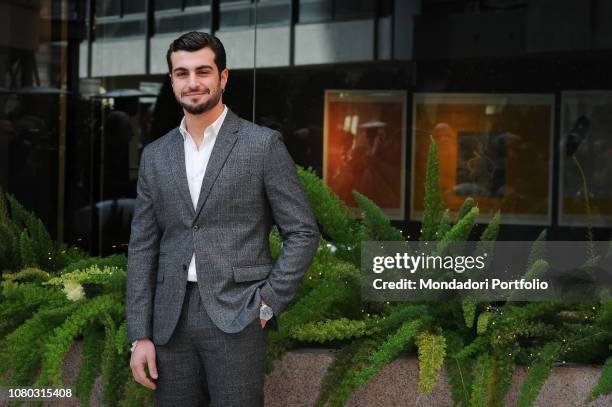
169;47;228;115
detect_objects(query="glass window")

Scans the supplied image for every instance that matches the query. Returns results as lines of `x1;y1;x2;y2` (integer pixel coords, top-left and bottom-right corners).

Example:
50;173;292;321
8;0;611;262
97;20;147;39
220;0;290;28
124;0;147;14
95;1;147;40
411;93;553;226
560;92;612;228
154;0;212;34
334;0;375;20
379;0;393;17
220;0;253;28
0;2;74;245
186;0;211;5
155;12;211;34
257;0;291;25
155;0;183;11
299;0;376;23
96;0;121;17
299;0;332;23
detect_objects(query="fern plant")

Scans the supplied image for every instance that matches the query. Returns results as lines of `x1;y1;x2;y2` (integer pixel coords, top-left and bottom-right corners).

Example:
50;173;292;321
0;140;610;407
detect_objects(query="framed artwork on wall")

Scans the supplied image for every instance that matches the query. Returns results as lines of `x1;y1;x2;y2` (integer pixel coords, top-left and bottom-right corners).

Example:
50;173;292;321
323;90;407;220
411;93;555;225
560;91;612;228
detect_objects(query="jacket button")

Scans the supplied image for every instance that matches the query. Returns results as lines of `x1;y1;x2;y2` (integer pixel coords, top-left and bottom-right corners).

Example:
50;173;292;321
193;225;199;231
182;264;188;271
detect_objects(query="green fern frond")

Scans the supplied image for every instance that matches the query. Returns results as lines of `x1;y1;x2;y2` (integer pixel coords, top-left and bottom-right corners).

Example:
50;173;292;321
19;230;37;268
517;341;560;407
441;207;479;243
469;353;494;407
351;319;423;387
291;318;369;343
435;209;451;242
462;300;478;328
35;295;124;387
444;332;474;407
353;191;405;241
0;303;80;386
587;356;612;402
527;229;547;270
2;267;50;283
416;332;447;394
421;137;444;241
75;323;105;407
456;197;475;223
297;166;367;263
476;312;492;335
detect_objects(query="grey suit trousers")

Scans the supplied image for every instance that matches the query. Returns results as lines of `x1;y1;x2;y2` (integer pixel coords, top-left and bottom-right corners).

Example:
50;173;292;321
155;282;267;407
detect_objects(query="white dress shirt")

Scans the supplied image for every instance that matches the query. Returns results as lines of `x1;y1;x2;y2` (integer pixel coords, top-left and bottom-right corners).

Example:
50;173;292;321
178;105;228;282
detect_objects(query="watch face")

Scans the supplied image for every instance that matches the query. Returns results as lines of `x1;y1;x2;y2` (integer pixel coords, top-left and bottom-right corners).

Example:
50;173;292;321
260;306;273;321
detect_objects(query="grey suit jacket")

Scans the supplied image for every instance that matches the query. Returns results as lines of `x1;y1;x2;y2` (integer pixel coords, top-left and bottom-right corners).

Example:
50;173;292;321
125;109;320;345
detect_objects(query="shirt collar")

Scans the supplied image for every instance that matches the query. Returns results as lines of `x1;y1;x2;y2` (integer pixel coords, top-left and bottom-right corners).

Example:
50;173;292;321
179;104;228;142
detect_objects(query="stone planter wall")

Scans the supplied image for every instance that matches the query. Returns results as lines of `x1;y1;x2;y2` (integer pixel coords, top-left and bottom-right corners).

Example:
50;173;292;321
1;344;610;406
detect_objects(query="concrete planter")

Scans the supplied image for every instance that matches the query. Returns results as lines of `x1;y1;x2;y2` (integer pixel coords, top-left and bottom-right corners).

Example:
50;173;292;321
265;349;611;407
1;344;610;406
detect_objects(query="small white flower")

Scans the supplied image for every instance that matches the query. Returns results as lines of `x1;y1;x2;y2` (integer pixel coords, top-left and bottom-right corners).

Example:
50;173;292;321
63;281;85;301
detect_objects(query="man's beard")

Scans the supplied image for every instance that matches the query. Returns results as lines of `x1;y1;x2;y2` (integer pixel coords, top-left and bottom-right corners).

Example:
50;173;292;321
178;86;222;115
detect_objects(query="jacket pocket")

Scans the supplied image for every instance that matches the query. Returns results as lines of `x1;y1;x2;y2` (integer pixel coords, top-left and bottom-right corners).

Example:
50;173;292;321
232;264;273;283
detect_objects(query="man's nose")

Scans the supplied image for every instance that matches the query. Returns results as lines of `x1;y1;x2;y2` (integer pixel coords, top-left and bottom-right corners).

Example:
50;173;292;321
187;72;199;88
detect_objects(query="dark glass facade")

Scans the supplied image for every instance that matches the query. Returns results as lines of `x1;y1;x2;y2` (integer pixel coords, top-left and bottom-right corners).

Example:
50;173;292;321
1;0;610;256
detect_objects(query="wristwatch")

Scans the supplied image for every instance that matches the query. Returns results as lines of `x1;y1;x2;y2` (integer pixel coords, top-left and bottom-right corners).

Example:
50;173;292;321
130;340;138;352
260;303;274;321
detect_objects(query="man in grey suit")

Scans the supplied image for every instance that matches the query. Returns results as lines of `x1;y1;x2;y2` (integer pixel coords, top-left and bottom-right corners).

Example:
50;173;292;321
126;31;320;406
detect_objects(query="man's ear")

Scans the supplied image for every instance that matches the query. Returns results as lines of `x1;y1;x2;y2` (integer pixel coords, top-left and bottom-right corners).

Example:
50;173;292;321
221;68;229;88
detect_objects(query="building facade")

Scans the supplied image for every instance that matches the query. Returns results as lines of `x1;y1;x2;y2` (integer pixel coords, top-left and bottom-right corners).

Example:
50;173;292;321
1;0;611;255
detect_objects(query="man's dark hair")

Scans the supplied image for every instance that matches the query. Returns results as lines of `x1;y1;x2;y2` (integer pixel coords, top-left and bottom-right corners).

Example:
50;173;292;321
166;31;227;74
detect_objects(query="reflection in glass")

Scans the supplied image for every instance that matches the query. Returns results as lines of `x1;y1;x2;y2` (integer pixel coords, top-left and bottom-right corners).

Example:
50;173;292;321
411;93;554;225
299;0;332;23
155;12;211;34
186;0;212;5
324;90;406;220
560;91;612;228
2;92;59;236
97;20;147;39
155;0;183;11
96;0;121;17
95;0;147;39
456;131;507;197
123;0;147;14
220;0;290;28
75;89;161;256
298;0;377;23
0;1;75;242
334;0;375;20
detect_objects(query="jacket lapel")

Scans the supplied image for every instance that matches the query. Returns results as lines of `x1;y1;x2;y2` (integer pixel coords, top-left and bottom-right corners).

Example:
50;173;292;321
194;109;241;220
167;127;195;217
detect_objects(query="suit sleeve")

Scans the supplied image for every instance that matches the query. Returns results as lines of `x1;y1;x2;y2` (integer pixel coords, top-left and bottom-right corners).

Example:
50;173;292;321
259;131;320;317
125;147;160;344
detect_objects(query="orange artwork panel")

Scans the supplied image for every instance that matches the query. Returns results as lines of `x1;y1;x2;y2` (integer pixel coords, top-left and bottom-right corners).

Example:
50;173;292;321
324;90;406;220
412;94;553;225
